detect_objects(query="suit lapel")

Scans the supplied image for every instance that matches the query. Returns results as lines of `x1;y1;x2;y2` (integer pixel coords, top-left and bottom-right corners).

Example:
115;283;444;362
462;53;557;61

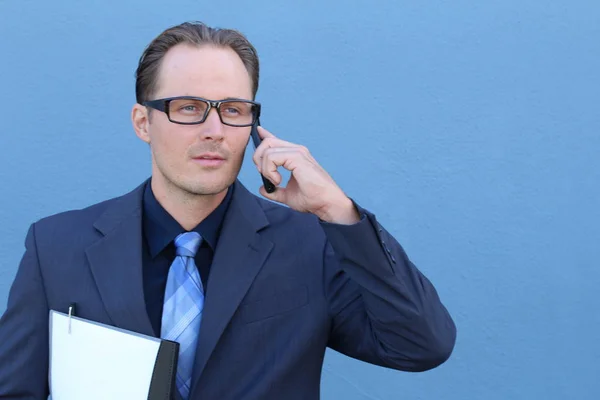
85;180;155;337
190;181;273;394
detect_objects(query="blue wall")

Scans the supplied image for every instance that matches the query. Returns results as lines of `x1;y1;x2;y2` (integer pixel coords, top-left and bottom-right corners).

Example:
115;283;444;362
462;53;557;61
1;1;599;399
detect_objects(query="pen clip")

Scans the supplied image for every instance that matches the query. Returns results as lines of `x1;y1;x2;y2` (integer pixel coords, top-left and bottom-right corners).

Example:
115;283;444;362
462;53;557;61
68;303;76;334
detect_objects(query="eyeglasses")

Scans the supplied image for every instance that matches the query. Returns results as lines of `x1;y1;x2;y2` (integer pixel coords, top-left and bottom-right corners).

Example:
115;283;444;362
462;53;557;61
142;96;261;127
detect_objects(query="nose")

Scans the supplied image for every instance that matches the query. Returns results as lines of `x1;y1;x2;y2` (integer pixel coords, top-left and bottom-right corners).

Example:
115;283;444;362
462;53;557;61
199;106;225;140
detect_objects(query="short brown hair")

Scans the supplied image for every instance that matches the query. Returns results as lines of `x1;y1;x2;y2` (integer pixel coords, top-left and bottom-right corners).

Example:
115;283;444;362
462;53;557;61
135;21;260;103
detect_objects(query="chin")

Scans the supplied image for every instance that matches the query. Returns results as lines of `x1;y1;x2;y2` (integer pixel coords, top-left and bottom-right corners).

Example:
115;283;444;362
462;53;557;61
179;179;232;196
173;170;238;196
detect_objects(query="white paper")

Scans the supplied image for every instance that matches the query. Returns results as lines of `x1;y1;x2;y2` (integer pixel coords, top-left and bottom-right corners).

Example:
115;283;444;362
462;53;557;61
49;310;162;400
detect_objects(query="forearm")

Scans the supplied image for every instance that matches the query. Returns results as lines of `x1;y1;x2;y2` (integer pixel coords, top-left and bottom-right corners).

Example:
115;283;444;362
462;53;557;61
321;204;456;371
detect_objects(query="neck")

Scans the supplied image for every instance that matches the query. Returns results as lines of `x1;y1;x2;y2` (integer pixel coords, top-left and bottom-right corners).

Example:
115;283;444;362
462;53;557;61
150;176;228;231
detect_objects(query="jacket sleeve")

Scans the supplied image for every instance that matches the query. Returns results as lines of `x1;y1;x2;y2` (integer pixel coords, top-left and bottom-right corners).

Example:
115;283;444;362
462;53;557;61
321;203;456;372
0;223;50;398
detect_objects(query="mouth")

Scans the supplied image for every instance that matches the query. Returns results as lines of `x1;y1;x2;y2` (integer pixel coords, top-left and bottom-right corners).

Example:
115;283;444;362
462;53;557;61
192;153;226;168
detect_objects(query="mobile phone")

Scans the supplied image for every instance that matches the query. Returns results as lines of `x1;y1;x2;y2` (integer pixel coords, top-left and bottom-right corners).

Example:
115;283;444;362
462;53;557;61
250;118;277;193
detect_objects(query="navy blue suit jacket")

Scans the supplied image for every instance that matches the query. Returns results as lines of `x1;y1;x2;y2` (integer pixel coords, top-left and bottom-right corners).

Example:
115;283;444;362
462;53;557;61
0;179;456;399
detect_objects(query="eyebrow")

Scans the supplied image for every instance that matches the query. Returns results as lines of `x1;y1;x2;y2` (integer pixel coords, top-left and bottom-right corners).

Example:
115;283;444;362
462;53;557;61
177;95;254;102
220;97;253;102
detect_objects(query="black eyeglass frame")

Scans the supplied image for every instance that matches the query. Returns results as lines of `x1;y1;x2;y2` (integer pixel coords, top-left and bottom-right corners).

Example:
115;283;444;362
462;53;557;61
142;96;261;127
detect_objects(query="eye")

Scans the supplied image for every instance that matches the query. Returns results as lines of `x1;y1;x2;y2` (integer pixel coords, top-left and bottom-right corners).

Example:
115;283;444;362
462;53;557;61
223;107;241;115
180;104;198;112
169;99;207;115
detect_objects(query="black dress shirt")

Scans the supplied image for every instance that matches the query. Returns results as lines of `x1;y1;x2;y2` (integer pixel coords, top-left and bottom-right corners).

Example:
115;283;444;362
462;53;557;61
141;181;233;336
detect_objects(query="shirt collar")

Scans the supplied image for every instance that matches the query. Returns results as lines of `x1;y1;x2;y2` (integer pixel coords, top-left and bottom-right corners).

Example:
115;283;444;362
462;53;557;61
142;180;234;258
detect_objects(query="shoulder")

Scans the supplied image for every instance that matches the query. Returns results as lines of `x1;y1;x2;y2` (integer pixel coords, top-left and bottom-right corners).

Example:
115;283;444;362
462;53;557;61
33;196;116;231
28;199;112;248
28;182;143;246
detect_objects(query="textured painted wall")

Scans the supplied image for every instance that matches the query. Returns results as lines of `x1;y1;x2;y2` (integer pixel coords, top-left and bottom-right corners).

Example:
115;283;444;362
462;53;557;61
1;1;599;399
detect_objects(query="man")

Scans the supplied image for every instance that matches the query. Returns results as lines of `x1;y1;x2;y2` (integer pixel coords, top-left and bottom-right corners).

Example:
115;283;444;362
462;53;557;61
0;21;456;399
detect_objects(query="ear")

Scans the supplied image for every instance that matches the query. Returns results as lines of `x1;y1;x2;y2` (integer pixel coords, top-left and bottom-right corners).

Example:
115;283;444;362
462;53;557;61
132;104;151;144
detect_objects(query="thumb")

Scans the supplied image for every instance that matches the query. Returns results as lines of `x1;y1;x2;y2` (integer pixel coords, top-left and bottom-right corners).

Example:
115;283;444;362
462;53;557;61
259;185;288;204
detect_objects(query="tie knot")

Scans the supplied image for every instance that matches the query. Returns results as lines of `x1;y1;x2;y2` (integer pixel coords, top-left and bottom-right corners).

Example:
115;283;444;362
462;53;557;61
174;232;202;257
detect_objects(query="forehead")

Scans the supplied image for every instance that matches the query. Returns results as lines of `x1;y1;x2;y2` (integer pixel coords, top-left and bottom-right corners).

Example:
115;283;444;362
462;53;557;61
155;44;253;100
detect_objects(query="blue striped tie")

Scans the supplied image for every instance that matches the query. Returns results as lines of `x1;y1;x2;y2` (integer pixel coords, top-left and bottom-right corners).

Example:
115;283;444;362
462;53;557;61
161;232;204;399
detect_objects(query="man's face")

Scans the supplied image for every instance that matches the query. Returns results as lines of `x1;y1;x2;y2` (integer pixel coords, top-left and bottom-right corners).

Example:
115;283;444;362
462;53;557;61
135;44;254;197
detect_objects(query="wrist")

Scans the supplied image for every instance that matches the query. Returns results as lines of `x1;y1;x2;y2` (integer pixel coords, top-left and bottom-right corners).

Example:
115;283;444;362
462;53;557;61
316;196;361;225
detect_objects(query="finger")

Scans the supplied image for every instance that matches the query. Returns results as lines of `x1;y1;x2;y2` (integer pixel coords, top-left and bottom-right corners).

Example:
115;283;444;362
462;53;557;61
252;136;282;167
259;184;288;204
261;150;283;185
257;126;276;140
261;149;305;184
256;148;301;187
252;139;304;169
